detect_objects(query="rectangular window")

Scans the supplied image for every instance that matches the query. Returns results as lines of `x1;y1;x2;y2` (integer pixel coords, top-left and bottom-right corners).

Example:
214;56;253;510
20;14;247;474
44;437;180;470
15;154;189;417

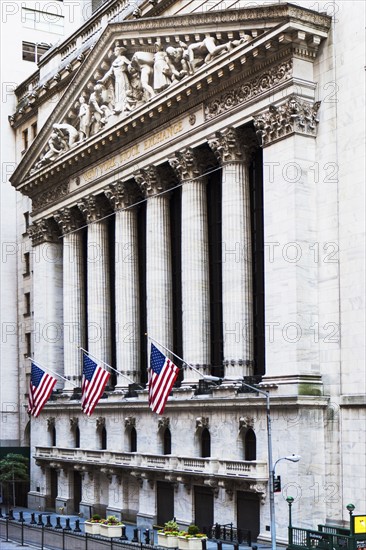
24;252;30;276
24;292;31;316
31;122;37;140
22;128;28;151
24;212;30;231
22;41;51;63
22;8;64;35
25;333;32;357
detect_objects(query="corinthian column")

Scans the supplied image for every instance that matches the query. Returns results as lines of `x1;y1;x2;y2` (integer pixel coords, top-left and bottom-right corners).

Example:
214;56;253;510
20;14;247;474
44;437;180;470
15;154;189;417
134;166;173;359
169;148;210;383
78;196;111;366
105;182;140;389
208;127;256;378
54;208;85;392
28;219;64;388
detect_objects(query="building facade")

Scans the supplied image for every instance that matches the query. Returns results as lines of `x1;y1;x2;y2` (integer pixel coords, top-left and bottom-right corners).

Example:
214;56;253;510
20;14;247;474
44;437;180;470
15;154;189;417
4;0;366;542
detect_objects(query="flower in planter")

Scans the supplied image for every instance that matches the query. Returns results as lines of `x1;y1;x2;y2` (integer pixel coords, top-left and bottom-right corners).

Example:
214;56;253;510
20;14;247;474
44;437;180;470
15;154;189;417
163;520;179;533
88;514;102;523
101;515;123;526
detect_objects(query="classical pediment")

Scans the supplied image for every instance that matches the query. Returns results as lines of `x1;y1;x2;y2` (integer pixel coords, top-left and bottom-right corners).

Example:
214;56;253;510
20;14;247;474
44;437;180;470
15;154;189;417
10;3;331;197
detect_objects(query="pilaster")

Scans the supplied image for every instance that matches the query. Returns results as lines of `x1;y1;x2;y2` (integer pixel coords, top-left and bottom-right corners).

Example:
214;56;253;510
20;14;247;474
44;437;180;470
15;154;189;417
253;96;322;394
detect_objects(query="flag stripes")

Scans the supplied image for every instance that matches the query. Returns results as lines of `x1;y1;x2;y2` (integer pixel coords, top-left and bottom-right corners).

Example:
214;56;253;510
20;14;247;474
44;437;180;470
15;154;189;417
28;363;57;417
148;343;179;415
81;353;110;416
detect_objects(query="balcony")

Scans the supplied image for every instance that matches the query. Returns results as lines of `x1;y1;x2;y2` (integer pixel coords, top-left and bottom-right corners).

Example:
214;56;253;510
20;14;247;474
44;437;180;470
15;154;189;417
34;446;267;481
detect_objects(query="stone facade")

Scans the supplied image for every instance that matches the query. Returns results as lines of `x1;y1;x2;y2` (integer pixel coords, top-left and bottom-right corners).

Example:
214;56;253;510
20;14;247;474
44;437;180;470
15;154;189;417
5;0;365;543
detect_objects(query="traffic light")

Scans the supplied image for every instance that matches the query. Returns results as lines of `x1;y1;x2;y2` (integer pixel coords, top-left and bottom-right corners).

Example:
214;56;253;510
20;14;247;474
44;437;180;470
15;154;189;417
273;475;281;493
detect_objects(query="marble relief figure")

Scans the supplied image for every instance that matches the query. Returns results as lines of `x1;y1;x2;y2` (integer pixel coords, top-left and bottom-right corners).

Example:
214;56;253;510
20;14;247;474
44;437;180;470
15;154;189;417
33;33;252;171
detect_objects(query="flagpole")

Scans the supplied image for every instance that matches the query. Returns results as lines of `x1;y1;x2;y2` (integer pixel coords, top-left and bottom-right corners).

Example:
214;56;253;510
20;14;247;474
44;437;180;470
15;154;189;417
77;345;138;386
146;334;204;379
29;357;78;387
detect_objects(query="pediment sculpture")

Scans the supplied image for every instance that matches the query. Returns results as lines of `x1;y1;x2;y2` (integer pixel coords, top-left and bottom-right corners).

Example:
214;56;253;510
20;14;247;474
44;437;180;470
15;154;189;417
31;33;252;174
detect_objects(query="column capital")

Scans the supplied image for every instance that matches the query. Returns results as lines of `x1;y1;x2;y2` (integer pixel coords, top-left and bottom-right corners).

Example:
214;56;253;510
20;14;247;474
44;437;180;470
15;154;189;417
134;165;162;197
208;126;257;165
168;147;204;182
54;207;84;235
77;195;110;223
105;181;139;211
253;94;321;147
28;218;60;246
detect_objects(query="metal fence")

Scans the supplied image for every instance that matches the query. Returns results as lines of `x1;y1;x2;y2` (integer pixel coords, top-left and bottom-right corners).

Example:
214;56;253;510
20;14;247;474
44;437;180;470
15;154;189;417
288;527;357;550
209;523;252;546
0;517;157;550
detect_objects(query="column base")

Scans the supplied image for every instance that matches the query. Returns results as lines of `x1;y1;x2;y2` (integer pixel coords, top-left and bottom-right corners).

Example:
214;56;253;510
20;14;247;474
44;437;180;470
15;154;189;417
28;491;47;511
136;512;156;530
55;497;74;515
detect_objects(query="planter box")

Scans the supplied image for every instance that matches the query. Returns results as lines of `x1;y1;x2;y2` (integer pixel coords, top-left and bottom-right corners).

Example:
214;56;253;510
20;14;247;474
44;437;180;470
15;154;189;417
158;533;179;548
99;523;123;538
158;533;168;546
84;521;101;535
178;537;207;550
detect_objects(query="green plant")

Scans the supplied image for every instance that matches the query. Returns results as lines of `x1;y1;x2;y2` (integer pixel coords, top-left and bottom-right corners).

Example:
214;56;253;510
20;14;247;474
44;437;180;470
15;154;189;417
101;515;123;526
88;514;102;523
187;525;199;536
164;519;179;532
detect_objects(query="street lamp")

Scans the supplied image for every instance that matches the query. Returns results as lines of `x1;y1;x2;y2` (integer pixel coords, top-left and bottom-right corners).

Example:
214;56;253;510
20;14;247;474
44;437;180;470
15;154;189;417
203;376;300;550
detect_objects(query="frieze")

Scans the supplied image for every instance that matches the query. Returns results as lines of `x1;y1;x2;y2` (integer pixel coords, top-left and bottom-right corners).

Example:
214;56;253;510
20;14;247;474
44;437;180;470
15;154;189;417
253;94;321;146
32;181;70;212
204;60;292;121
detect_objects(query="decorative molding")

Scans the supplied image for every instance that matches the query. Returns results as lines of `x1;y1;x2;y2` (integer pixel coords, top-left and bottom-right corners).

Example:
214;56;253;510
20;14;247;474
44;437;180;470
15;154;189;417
253;94;321;147
105;181;139;211
124;416;136;428
168;147;204;181
134;165;162;196
196;416;209;429
69;417;79;429
77;195;110;222
54;207;83;234
239;416;255;430
249;482;267;504
204;60;292;121
208;127;258;165
47;417;55;429
158;417;170;430
28;219;60;246
96;416;105;429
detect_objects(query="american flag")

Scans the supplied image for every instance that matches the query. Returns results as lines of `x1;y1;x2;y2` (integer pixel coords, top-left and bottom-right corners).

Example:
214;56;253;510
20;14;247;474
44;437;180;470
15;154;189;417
148;343;179;415
28;363;57;418
81;353;110;416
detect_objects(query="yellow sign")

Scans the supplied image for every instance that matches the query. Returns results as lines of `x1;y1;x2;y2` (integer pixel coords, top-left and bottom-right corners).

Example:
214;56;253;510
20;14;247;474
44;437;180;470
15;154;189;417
354;515;366;534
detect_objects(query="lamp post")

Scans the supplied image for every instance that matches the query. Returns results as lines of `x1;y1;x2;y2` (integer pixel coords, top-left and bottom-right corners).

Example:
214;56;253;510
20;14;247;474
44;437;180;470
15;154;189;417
346;504;355;536
286;496;295;547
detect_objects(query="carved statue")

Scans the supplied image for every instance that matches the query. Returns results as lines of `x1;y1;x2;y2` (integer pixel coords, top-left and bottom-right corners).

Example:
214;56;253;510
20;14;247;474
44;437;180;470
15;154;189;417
165;42;193;80
130;51;155;99
153;42;172;93
126;65;147;110
53;123;80;148
33;130;67;171
98;43;132;113
77;95;91;140
88;84;113;135
187;34;251;72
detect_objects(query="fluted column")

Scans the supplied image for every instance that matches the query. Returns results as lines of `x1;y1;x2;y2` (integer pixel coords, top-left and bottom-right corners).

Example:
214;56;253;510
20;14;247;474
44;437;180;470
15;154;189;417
135;166;173;359
54;208;85;392
78;197;111;366
169;148;210;383
28;219;64;389
105;182;140;388
208;127;256;379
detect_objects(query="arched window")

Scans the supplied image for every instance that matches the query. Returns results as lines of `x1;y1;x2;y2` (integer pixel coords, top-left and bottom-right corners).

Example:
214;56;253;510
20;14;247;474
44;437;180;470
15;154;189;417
163;428;171;455
100;426;107;450
201;428;211;458
130;427;137;452
244;428;256;461
75;426;80;448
